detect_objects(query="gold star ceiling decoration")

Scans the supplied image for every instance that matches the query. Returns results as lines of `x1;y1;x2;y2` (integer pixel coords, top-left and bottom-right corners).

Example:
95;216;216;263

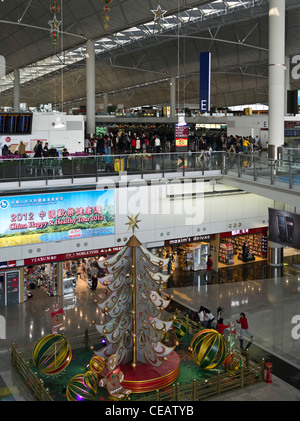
151;0;167;34
126;214;142;234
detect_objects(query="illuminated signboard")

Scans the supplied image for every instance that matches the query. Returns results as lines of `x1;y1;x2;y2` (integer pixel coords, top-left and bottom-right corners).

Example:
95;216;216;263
0;190;114;248
175;123;189;150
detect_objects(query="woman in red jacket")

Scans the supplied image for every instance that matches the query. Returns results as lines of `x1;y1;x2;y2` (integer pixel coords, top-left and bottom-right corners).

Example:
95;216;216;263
236;312;253;350
217;318;233;335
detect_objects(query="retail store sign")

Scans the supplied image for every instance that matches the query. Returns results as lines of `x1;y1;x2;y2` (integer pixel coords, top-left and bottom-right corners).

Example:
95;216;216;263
0;189;114;248
165;235;215;246
231;229;249;236
0;261;16;269
24;246;124;265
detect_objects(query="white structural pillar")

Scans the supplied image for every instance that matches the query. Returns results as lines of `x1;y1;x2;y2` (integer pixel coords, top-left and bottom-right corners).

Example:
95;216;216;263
267;201;284;273
103;92;108;114
13;69;20;112
86;39;96;136
268;0;286;159
170;77;176;118
284;56;291;115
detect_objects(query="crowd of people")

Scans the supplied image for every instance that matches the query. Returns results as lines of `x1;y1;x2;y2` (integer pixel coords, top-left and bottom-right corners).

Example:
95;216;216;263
1;128;262;160
83;130;262;156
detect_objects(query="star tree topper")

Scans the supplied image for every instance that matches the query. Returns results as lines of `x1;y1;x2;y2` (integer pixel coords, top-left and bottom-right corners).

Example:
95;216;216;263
125;213;141;234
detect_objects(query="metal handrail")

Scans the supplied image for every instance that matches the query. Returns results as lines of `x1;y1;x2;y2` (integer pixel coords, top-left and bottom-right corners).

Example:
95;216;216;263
0;151;299;190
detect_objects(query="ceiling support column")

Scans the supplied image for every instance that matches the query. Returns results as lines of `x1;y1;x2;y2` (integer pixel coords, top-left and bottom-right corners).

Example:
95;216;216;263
86;39;95;137
13;69;20;112
268;0;286;159
170;77;176;118
103;92;108;114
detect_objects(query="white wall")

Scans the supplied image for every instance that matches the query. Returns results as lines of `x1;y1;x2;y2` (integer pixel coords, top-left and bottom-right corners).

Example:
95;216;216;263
226;116;269;148
0;113;85;154
0;182;273;265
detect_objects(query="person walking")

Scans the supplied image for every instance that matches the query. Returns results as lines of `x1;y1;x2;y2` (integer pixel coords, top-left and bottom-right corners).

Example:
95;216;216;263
154;135;161;153
91;274;98;291
205;254;213;283
236;312;253;350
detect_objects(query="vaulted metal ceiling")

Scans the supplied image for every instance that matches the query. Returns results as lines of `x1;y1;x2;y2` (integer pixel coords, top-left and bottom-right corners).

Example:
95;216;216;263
0;0;300;112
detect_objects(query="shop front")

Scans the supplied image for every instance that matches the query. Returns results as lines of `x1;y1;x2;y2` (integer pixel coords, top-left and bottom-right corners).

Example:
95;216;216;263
218;227;268;267
21;246;124;302
164;234;216;272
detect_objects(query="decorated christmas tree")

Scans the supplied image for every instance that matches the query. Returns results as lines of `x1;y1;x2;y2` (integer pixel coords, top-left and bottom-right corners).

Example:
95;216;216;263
94;215;176;370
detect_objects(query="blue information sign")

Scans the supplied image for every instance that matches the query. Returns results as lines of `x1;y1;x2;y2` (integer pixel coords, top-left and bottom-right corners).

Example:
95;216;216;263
199;52;211;113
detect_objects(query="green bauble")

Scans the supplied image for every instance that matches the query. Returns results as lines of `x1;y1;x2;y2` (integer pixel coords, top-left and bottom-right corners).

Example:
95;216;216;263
167;314;187;338
32;334;72;375
190;329;227;369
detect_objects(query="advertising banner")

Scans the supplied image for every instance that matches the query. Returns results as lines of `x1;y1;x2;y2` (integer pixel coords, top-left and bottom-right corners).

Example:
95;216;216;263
0;189;114;248
268;208;300;249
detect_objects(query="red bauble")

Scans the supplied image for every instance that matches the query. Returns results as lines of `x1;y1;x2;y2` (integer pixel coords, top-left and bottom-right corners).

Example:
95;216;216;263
50;3;60;14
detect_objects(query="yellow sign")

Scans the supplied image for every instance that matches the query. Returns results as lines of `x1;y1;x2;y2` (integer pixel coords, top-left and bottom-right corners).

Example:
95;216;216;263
176;137;188;147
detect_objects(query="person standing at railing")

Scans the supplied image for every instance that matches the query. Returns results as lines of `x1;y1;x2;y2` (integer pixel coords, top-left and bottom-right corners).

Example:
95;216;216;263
131;135;136;154
43;142;49;157
243;137;250;153
155;135;161;153
18;141;26;158
84;137;90;154
34;140;43;157
135;136;141;153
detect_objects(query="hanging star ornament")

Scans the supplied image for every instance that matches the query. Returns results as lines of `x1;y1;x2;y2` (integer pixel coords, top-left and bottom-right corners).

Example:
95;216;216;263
126;214;141;234
151;1;167;33
48;15;62;33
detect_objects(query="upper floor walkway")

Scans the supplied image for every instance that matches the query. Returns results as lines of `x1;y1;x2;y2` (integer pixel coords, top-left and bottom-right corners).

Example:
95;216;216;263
0;151;299;207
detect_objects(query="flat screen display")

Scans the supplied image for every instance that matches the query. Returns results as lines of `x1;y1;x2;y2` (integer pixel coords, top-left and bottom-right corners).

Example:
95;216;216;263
268;208;300;249
0;113;33;134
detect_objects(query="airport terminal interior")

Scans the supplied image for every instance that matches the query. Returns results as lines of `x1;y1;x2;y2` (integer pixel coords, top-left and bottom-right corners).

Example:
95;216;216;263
0;0;300;403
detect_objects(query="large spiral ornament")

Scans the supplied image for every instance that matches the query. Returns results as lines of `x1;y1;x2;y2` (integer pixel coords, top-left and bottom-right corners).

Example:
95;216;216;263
190;329;227;370
224;353;242;373
66;374;97;401
89;355;105;378
170;314;188;338
32;334;72;375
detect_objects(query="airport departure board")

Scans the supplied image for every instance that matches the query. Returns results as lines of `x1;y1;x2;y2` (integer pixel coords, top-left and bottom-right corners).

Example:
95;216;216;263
0;113;33;134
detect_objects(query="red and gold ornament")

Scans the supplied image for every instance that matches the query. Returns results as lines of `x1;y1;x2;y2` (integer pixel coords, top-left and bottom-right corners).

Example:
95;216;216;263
101;0;113;30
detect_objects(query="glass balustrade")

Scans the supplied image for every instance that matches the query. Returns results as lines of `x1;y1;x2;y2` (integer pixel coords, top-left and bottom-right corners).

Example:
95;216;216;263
0;151;299;191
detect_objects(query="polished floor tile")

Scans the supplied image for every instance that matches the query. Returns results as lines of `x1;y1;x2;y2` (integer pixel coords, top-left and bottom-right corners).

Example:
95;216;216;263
0;257;300;401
